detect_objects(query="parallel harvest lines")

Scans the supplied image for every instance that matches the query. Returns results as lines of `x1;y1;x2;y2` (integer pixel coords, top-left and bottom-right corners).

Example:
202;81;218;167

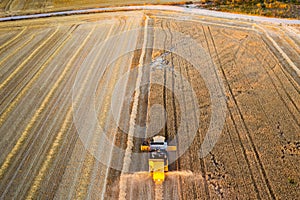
25;26;95;200
0;25;77;179
0;9;299;200
88;20;144;200
32;24;111;199
73;19;138;200
0;27;69;116
0;27;26;50
119;15;148;200
0;28;58;91
0;26;84;197
52;23;118;200
71;28;122;200
0;27;71;129
3;25;103;199
0;32;35;74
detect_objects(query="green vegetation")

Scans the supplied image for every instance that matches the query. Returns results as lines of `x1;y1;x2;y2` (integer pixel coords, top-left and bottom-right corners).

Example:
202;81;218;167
193;0;300;19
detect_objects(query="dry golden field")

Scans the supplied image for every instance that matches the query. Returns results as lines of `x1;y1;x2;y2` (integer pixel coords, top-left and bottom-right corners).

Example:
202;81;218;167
0;8;299;200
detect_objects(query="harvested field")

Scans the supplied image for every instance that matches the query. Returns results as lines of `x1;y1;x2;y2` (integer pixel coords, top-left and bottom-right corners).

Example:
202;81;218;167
0;8;299;200
0;0;185;17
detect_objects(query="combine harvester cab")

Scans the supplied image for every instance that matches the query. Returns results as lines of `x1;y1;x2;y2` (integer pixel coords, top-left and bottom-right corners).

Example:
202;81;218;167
141;136;176;184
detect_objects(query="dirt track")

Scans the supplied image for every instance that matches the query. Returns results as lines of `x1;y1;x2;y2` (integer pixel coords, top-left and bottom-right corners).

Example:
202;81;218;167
0;9;299;199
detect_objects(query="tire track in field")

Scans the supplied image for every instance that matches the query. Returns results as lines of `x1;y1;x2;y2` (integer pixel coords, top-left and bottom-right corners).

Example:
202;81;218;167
179;21;254;197
54;23;119;200
201;25;260;199
204;25;262;198
73;22;132;200
158;19;184;199
223;123;251;198
175;54;197;200
162;21;168;141
161;19;197;198
168;25;179;171
227;108;261;198
207;26;270;199
83;19;127;200
211;24;299;198
163;20;193;199
261;40;300;93
185;56;210;198
231;39;300;170
73;18;135;200
176;21;215;198
252;48;300;125
255;24;300;78
230;35;300;196
202;27;257;199
207;26;276;200
170;20;211;199
176;51;211;199
168;44;184;200
127;16;153;175
231;34;300;125
257;39;300;105
102;16;149;200
159;18;187;199
25;26;96;200
118;15;149;200
0;25;78;179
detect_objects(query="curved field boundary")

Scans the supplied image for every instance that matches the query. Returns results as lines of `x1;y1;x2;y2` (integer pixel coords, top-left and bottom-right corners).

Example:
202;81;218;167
0;5;299;24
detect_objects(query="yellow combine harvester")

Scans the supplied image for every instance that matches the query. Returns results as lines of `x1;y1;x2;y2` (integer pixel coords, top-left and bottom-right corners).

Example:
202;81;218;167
140;136;176;184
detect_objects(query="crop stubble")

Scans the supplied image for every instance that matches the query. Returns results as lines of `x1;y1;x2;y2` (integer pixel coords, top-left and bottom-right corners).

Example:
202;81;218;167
0;10;299;199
